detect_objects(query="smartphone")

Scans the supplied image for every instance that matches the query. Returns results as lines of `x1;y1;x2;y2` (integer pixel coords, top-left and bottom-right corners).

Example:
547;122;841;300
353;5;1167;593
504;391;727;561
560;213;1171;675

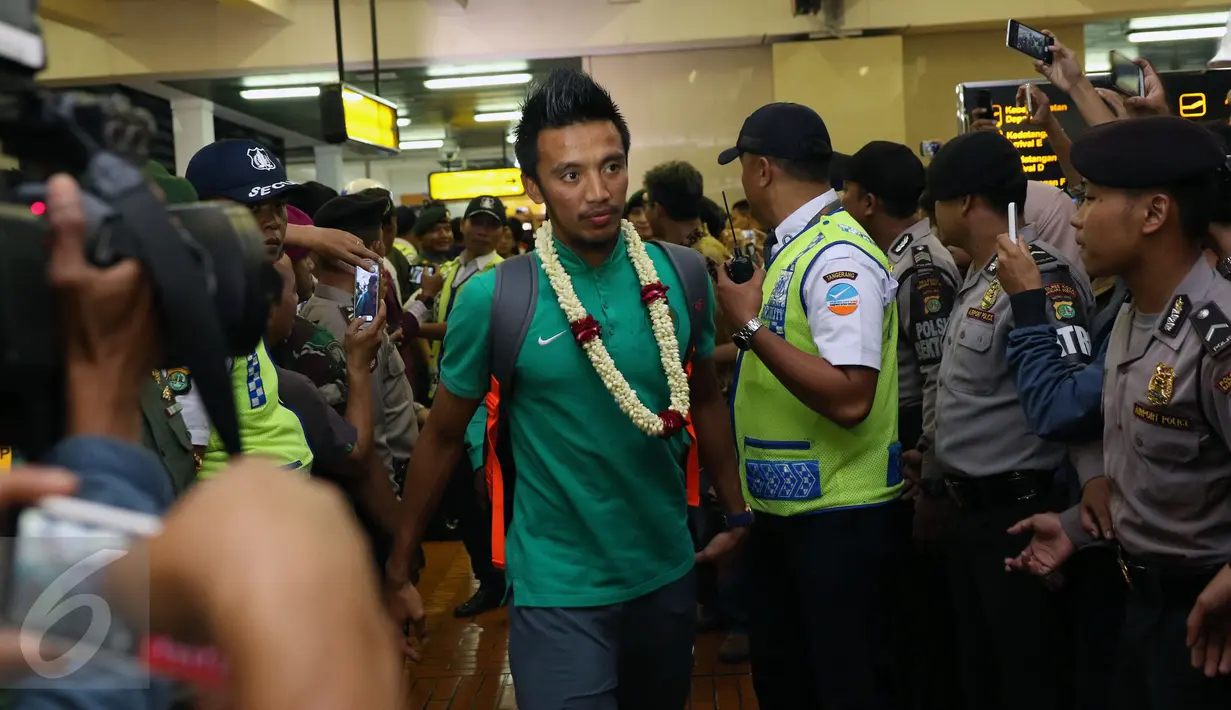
353;261;379;323
1109;50;1144;97
1008;202;1018;244
1006;20;1053;64
920;140;942;158
1025;85;1034;114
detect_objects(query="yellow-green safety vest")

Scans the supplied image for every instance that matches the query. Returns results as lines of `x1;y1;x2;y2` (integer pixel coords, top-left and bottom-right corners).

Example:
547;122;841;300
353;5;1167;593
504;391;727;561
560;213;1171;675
731;208;902;515
199;338;314;478
428;253;504;390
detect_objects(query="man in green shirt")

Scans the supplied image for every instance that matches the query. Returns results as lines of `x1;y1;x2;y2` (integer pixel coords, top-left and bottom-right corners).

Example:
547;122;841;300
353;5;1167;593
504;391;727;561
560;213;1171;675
387;69;750;709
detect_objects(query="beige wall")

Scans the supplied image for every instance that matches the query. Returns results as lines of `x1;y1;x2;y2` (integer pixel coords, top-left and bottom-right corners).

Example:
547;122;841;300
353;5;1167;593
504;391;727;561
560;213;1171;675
773;36;908;154
902;25;1087;156
586;45;774;205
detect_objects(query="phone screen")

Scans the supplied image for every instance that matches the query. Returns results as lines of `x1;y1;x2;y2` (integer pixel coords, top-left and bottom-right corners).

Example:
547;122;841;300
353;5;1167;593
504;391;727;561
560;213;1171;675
1109;51;1144;97
1006;20;1053;64
353;263;379;322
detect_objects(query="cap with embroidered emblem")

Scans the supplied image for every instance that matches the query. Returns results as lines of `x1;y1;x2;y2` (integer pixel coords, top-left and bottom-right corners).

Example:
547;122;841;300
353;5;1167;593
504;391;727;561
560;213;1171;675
464;195;506;222
185;139;305;205
1071;115;1226;189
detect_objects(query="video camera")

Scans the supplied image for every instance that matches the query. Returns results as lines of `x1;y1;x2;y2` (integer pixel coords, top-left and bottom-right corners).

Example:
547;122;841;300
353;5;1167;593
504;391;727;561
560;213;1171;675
0;2;277;460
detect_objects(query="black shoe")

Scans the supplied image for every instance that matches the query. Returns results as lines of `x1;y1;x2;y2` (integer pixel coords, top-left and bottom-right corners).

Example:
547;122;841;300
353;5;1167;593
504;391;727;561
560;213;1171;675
453;585;505;618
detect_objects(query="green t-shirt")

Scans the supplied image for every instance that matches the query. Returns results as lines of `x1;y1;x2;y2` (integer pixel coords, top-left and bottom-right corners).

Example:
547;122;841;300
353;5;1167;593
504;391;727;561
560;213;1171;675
440;237;715;607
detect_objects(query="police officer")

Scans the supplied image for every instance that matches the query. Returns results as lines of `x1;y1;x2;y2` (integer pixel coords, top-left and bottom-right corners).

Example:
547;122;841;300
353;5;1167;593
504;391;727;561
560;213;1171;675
1008;116;1231;707
716;103;908;710
840;141;961;709
925;129;1094;710
301;193;419;494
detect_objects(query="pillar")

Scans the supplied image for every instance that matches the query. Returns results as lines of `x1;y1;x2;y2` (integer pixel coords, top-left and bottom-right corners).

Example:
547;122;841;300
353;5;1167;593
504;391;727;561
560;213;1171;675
314;145;345;191
171;97;215;177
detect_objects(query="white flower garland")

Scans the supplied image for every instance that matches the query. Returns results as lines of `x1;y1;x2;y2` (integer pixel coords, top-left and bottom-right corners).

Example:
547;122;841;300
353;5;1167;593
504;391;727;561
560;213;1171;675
535;219;691;437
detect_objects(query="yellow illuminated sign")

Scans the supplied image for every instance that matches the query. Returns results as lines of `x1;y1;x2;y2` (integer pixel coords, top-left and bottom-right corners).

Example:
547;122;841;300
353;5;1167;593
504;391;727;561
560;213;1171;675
0;446;12;474
429;168;526;202
340;87;399;152
1179;93;1208;119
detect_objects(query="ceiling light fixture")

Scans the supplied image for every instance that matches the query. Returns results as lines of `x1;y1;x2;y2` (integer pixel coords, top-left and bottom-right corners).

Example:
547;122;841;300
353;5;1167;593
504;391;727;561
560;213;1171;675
400;139;445;150
397;118;412;127
1128;26;1226;43
240;86;321;100
240;72;337;88
1128;12;1229;30
507;133;517;144
475;111;522;123
424;73;533;90
425;61;530;78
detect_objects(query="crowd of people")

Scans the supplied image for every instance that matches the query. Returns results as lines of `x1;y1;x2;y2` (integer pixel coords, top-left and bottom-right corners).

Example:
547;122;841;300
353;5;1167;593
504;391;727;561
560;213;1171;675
11;26;1231;710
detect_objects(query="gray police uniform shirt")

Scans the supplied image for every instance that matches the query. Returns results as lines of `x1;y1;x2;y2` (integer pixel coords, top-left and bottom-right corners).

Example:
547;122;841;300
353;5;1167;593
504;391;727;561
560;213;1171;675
1096;260;1231;566
301;283;419;470
934;225;1095;478
887;220;960;431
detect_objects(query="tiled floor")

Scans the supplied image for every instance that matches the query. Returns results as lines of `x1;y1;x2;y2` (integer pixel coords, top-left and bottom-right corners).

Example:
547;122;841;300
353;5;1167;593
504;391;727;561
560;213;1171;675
403;542;757;709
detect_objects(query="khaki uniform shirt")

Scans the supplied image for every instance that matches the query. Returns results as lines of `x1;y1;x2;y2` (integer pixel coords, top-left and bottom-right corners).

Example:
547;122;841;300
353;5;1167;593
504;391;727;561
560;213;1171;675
1101;260;1231;566
302;283;419;469
934;226;1095;478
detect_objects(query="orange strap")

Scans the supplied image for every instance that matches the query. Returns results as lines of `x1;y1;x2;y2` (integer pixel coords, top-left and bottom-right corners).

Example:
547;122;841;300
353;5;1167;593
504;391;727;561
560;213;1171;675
484;376;507;569
685;362;700;507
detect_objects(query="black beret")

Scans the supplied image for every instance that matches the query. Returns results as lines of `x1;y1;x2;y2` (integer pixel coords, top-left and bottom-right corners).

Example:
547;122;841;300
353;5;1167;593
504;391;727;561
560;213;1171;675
1072;116;1226;189
845;141;925;206
395;205;417;235
286;180;338;219
313;192;387;233
355;187;395;223
413;205;449;235
926;131;1024;202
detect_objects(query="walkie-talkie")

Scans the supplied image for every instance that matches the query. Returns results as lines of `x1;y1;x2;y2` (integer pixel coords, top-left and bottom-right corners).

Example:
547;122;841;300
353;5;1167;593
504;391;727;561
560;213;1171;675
721;192;755;283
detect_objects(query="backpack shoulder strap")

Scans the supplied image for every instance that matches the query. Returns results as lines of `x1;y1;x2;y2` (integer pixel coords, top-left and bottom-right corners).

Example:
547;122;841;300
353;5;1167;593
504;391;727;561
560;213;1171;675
651;241;710;362
488;253;540;397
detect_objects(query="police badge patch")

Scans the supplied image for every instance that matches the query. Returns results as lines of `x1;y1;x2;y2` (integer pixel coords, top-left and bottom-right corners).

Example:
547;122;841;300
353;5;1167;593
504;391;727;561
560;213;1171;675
165;367;191;394
1147;363;1175;406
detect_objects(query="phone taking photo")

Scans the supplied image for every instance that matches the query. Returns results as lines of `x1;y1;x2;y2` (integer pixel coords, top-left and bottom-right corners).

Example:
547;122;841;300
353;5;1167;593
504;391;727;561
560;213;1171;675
353;261;379;323
1109;50;1144;97
1006;20;1053;64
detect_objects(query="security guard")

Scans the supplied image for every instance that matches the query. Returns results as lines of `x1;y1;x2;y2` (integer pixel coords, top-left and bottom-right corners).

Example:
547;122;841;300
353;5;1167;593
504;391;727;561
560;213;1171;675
840;141;961;708
302;192;419;493
841;141;960;458
925;129;1095;710
1008;116;1231;707
716;103;908;710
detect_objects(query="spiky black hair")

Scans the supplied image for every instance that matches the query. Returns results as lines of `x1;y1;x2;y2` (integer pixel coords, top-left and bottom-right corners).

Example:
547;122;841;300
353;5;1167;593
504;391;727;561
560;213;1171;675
514;68;631;181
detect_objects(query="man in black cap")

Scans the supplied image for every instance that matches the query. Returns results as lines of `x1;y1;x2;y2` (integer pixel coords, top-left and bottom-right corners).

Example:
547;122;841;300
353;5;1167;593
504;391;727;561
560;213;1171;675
413;204;455;268
301;192;420;495
716;103;908;710
1008;116;1231;707
925;129;1095;710
841;140;962;708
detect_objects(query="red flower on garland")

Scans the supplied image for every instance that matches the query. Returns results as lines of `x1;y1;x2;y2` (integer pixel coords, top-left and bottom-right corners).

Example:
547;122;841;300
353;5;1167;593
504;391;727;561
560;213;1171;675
640;281;670;305
658;409;687;438
570;315;602;344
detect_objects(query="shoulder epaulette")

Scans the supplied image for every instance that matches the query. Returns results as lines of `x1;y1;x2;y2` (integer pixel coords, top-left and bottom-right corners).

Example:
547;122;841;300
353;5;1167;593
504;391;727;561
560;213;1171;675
891;233;914;256
1192;302;1231;358
1029;244;1059;266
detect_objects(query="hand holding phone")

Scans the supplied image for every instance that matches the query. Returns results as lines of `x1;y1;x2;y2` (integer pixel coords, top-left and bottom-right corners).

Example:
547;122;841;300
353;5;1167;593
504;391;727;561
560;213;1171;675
1008;202;1018;245
1109;50;1145;97
353;261;379;323
1006;20;1053;64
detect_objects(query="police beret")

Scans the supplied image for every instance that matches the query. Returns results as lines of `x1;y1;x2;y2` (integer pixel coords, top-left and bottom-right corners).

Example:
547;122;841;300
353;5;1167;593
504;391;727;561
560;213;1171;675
142;161;198;205
413;205;449;235
845;141;925;206
1071;116;1226;189
313;192;388;233
926;131;1025;202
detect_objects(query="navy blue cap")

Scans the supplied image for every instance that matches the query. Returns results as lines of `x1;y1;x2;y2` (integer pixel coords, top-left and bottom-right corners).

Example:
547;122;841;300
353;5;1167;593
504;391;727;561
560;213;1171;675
185;139;304;205
718;103;836;166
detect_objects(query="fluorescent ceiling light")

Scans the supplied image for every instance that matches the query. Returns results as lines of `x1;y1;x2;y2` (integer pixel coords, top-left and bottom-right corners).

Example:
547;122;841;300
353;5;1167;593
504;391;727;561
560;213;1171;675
425;61;530;78
400;139;444;150
475;111;522;123
240;86;321;100
1128;27;1226;43
241;72;337;88
424;73;533;90
397;118;412;127
1128;12;1228;30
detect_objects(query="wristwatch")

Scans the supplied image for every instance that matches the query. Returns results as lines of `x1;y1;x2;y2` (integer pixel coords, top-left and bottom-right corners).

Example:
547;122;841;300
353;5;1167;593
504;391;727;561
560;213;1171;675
732;317;764;351
1217;255;1231;281
724;505;755;530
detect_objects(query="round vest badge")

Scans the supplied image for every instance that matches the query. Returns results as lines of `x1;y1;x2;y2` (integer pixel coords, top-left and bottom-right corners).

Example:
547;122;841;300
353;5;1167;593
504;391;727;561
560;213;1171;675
166;367;191;394
925;296;942;314
825;283;860;316
1053;300;1076;320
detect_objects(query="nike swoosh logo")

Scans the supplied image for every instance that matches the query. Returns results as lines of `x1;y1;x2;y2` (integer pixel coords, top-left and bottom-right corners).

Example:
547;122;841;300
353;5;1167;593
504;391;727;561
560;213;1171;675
538;331;568;346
